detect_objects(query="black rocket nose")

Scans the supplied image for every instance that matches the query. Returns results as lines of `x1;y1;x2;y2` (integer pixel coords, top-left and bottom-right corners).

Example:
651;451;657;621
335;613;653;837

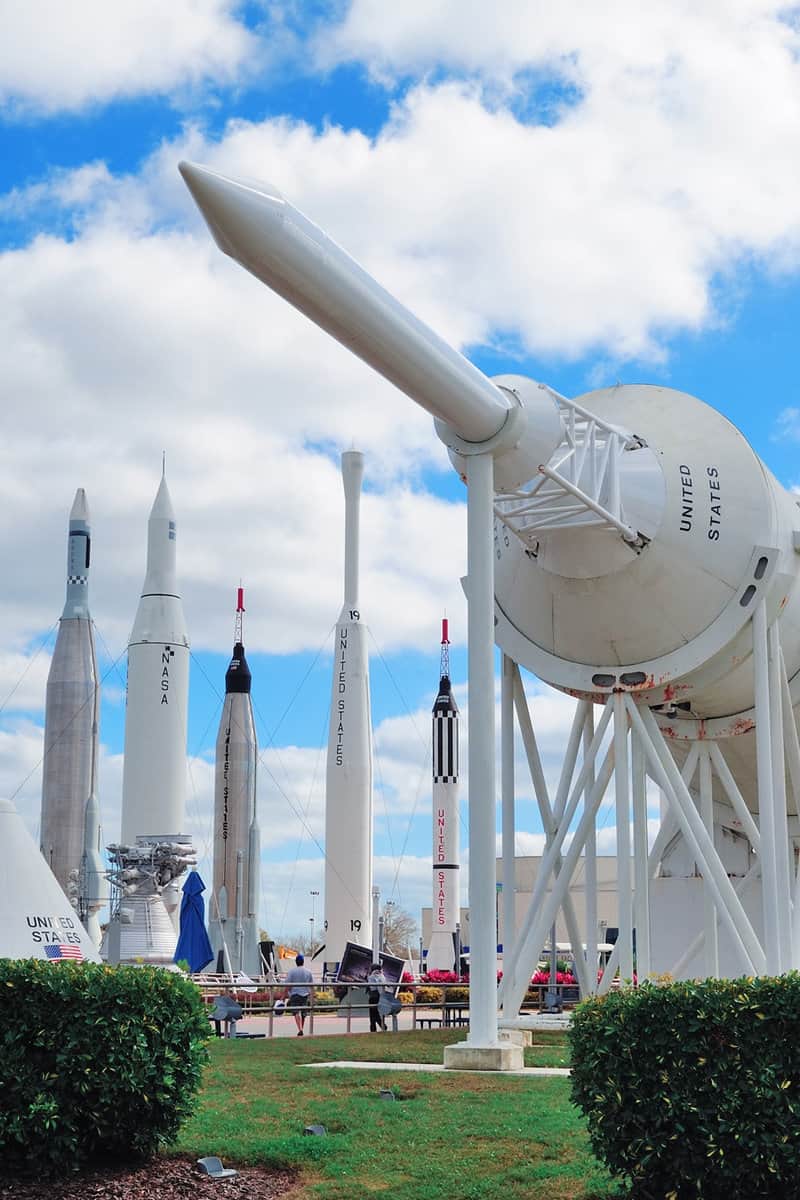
433;674;458;714
225;642;252;694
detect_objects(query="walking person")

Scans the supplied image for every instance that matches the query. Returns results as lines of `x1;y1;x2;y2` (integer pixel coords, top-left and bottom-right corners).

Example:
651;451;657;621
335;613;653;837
283;953;314;1036
367;962;388;1032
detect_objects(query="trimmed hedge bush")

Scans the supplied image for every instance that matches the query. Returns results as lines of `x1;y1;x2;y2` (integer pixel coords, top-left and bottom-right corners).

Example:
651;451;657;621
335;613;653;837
0;959;210;1176
570;974;800;1198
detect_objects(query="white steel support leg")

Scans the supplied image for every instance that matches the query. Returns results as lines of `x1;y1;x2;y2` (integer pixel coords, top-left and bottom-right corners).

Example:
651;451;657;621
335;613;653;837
698;747;719;977
753;600;781;974
768;622;793;970
707;743;761;850
614;693;633;982
584;709;598;994
499;745;615;1016
629;700;765;974
464;451;498;1047
779;655;800;968
780;649;800;819
500;655;516;964
510;674;592;996
631;730;650;981
597;744;694;994
502;700;613;1002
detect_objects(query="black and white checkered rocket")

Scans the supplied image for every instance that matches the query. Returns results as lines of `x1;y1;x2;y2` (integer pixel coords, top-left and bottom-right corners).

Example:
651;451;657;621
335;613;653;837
427;619;461;973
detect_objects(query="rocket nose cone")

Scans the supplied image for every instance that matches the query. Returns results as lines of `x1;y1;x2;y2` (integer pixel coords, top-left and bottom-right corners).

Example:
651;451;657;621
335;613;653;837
70;487;90;523
178;160;286;260
150;474;175;521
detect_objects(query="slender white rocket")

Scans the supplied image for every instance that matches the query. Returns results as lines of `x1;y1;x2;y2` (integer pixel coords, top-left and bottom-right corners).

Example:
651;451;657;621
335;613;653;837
120;471;190;844
210;587;261;976
323;451;373;969
40;489;105;935
426;619;461;973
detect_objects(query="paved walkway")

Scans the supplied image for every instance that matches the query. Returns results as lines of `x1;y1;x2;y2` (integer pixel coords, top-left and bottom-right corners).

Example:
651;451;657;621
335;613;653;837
220;1009;571;1042
220;1010;418;1039
307;1060;570;1077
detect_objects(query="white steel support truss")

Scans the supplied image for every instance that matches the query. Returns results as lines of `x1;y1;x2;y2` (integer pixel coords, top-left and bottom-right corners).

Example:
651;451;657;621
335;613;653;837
493;395;642;546
496;597;798;1024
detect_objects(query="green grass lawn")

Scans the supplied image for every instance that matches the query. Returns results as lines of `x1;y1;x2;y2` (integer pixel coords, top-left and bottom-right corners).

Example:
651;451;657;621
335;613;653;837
172;1030;625;1199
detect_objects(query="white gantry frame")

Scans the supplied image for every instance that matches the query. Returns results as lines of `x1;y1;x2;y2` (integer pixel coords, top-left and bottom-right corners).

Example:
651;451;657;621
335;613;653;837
494;394;642;545
496;595;798;1025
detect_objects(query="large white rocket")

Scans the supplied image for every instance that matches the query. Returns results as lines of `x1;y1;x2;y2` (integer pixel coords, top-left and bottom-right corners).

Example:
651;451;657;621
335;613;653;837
105;471;194;964
427;619;461;973
323;451;373;971
39;489;107;947
179;160;800;1008
209;587;261;975
120;471;189;846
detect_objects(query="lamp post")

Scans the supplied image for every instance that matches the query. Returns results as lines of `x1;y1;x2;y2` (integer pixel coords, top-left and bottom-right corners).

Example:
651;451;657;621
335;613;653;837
383;900;395;954
310;890;319;955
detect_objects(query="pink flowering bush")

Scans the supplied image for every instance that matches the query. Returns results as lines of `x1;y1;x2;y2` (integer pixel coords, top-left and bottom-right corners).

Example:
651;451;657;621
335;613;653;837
530;970;577;985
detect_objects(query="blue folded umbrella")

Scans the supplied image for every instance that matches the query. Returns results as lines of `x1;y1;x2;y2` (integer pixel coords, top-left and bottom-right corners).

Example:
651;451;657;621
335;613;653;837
174;870;215;972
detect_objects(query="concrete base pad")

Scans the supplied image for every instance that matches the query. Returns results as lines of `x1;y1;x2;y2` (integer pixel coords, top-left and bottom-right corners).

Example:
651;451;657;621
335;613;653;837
443;1041;525;1072
499;1029;532;1047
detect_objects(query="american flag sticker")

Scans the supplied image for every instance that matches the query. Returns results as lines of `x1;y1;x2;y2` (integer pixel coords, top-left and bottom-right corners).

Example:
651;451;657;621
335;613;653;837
45;944;84;961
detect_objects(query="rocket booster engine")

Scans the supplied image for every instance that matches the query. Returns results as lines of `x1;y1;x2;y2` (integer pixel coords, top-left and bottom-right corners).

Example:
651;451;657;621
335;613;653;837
178;162;800;819
109;471;194;961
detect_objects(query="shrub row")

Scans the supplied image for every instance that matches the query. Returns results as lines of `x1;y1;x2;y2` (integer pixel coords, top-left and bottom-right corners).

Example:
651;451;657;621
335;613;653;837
0;960;210;1176
570;974;800;1198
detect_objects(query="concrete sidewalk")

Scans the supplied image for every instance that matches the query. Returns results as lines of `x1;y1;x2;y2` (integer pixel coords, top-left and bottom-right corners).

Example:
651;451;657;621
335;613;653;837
218;1009;419;1039
307;1060;570;1077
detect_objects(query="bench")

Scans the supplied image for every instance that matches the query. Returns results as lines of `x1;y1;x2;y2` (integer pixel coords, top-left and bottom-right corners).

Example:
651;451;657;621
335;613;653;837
416;1016;444;1029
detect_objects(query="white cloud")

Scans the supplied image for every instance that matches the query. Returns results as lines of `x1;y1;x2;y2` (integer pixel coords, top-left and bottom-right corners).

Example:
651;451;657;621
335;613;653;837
775;407;800;442
5;24;800;663
0;648;52;715
0;0;257;116
0;201;464;659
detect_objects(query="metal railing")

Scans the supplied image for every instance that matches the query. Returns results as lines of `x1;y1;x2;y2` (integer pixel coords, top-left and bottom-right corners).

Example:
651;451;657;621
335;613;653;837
193;977;581;1038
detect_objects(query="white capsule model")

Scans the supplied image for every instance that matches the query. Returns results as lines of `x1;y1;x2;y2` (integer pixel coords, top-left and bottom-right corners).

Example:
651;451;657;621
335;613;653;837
2;797;100;962
323;451;373;972
39;489;108;945
426;619;461;974
106;469;193;964
180;162;800;1011
209;587;261;975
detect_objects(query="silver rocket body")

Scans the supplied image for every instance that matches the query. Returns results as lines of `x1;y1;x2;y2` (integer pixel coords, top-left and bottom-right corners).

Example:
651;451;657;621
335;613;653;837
209;621;261;976
106;474;193;964
427;671;460;973
40;489;107;945
324;451;373;971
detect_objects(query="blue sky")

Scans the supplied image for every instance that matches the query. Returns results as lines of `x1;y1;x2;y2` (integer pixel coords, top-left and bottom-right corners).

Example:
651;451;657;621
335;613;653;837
2;1;800;943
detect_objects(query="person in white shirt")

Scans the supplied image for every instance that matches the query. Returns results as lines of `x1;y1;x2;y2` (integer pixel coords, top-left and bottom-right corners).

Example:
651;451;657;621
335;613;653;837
283;953;314;1036
367;963;388;1032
